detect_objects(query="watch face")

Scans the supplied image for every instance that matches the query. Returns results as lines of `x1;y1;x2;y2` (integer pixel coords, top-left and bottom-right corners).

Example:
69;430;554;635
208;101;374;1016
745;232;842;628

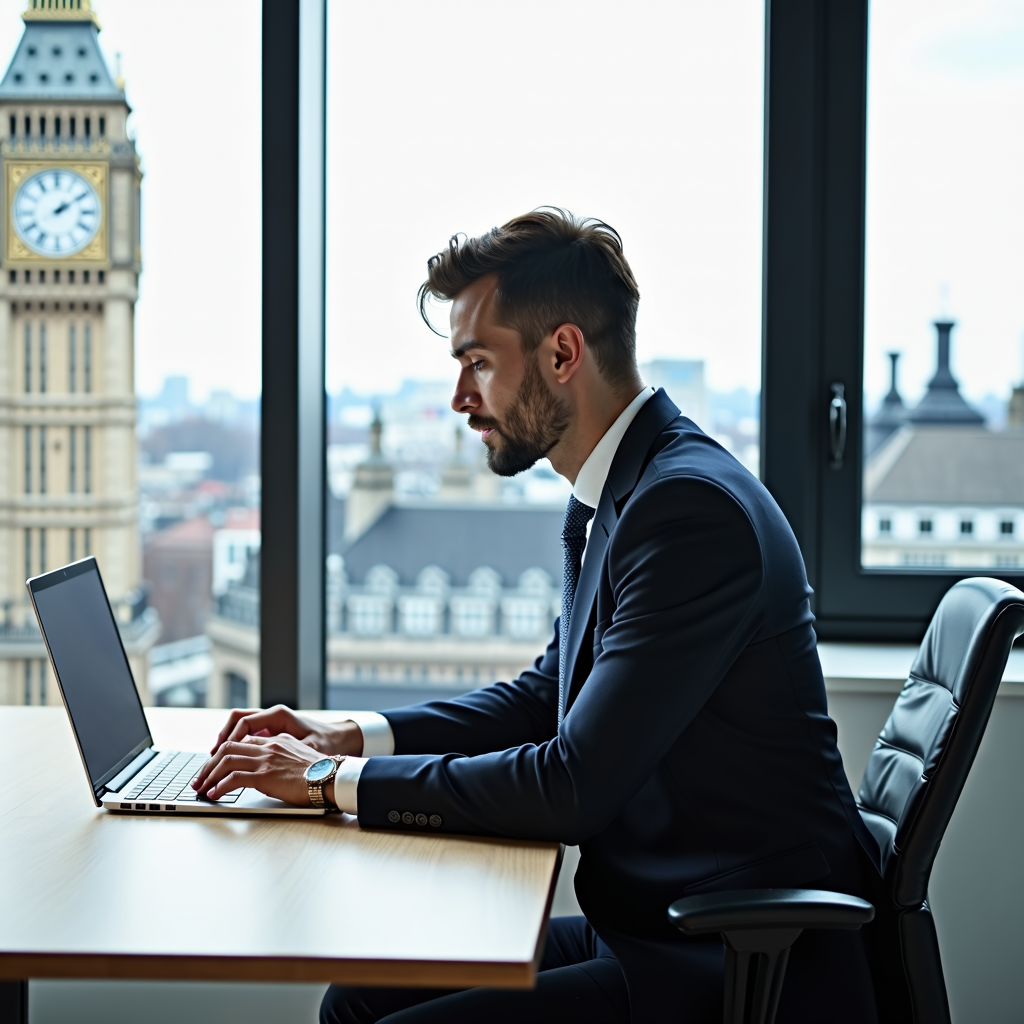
305;757;335;782
13;168;101;257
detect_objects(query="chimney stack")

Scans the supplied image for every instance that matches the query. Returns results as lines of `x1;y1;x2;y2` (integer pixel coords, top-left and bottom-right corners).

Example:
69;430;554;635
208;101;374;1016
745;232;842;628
907;321;984;426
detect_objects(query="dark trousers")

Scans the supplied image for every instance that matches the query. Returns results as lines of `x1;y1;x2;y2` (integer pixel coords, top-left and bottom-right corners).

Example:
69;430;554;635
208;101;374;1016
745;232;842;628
320;915;630;1024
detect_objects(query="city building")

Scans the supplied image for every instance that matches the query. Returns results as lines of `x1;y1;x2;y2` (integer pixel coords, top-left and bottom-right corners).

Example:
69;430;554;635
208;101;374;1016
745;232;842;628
0;0;157;704
208;414;565;710
142;516;213;643
863;322;1024;569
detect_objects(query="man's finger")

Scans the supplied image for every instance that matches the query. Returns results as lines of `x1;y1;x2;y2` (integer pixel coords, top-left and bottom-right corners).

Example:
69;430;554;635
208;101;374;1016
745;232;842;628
206;769;260;800
224;706;299;747
199;753;261;794
212;708;259;752
194;741;259;788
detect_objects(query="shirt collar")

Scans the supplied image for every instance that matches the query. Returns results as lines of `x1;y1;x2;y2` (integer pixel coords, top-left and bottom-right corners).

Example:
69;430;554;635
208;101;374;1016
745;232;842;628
572;386;655;509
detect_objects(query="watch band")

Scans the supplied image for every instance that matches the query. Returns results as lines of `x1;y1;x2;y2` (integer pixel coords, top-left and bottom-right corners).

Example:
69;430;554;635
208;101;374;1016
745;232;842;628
307;756;344;809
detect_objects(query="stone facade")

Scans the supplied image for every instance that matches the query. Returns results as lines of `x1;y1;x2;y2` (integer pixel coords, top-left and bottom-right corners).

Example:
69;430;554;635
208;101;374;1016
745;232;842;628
0;1;156;704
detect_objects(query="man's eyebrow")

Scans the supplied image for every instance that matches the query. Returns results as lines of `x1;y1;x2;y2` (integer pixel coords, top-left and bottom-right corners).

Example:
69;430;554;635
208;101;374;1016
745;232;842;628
450;339;488;359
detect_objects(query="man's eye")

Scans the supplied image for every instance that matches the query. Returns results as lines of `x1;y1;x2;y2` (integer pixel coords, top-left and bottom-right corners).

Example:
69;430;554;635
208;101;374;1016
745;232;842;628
471;360;485;372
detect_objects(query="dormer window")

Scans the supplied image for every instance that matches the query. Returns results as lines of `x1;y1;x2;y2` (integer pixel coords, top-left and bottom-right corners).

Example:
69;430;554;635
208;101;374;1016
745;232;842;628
918;519;933;535
960;520;974;535
878;518;892;534
1000;520;1015;536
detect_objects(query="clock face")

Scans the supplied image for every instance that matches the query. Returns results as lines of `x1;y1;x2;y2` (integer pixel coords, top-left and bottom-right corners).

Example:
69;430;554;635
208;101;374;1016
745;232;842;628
12;168;101;257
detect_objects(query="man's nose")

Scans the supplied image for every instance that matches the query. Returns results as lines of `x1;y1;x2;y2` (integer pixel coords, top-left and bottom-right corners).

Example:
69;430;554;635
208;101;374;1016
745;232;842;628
451;374;479;414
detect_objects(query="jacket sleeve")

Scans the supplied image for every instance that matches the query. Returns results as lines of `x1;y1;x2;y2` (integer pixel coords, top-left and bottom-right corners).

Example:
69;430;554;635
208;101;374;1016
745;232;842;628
357;477;765;843
378;628;560;756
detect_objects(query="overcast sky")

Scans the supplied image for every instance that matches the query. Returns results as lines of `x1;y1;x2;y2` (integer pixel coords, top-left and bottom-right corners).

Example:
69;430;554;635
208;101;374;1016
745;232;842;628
0;1;1019;410
864;0;1024;409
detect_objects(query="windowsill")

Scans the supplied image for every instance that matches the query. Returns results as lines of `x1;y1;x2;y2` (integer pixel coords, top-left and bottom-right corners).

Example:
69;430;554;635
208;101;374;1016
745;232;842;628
819;642;1024;695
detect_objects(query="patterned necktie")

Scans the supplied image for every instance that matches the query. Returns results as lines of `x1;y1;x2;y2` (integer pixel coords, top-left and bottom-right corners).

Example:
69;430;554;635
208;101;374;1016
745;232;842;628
559;494;596;721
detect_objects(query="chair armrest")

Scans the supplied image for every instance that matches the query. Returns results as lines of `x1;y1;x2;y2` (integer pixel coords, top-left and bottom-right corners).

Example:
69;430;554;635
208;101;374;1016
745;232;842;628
668;888;875;936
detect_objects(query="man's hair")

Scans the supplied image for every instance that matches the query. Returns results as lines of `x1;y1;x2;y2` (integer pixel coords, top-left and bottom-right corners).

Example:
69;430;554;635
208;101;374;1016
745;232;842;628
418;208;640;389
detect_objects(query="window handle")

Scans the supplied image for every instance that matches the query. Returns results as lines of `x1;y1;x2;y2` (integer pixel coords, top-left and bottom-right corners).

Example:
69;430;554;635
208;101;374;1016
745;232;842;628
829;383;847;470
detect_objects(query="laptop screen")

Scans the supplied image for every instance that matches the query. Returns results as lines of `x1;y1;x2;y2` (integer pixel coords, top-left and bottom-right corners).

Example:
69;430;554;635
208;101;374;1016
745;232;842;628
29;559;151;793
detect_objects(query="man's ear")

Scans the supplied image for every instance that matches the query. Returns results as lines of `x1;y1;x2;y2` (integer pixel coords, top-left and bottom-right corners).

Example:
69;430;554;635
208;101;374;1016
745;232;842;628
546;323;585;383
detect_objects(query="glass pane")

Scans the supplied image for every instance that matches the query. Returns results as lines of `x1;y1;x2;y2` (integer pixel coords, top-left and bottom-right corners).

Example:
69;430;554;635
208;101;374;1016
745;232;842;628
0;1;261;708
862;1;1024;572
326;1;764;709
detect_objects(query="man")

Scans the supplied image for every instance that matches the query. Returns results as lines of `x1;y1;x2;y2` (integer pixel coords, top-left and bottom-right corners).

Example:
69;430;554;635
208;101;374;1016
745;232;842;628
195;209;880;1023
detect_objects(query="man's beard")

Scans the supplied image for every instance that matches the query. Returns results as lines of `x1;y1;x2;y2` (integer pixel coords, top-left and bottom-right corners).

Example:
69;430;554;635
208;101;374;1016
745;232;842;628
468;359;570;477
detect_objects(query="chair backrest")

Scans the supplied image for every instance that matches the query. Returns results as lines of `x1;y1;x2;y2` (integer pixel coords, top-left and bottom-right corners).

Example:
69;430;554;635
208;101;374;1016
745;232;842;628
857;577;1024;908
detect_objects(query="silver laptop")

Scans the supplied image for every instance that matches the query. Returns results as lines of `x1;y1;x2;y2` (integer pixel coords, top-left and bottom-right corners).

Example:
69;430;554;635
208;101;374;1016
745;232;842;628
27;556;325;817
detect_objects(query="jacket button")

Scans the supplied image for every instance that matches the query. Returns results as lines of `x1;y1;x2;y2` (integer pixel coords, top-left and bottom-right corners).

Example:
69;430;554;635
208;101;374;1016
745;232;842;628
401;811;415;825
415;813;427;826
387;810;400;823
429;814;442;827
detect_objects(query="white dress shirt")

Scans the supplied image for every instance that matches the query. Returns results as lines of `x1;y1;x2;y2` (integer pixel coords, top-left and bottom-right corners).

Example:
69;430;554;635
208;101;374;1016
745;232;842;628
332;385;656;813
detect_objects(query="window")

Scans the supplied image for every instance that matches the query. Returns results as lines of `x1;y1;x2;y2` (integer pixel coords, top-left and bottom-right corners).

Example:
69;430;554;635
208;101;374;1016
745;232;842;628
918;519;933;536
879;518;892;534
322;0;765;709
860;2;1024;577
762;1;1024;640
1001;520;1015;537
227;671;248;708
960;520;974;536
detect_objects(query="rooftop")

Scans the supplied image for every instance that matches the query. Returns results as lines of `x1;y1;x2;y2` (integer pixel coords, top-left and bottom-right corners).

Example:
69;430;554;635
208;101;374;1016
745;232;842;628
341;502;564;588
865;425;1024;505
0;2;122;103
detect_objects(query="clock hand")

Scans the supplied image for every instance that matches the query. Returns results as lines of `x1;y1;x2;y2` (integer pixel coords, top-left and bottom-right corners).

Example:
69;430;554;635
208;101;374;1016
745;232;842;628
52;201;70;215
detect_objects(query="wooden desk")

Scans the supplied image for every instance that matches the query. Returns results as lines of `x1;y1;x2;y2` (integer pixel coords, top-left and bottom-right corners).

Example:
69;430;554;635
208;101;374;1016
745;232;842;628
0;707;560;990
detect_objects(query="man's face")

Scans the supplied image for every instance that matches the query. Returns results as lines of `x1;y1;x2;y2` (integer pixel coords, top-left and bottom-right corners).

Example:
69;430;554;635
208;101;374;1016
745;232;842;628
449;274;569;476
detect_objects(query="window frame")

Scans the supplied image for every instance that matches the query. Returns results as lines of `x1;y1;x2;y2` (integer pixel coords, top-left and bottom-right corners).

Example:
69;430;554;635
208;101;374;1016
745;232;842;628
761;0;1024;642
261;0;327;708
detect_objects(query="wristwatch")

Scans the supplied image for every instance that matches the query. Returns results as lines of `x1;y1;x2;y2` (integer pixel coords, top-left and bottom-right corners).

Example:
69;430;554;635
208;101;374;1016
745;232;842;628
304;755;343;809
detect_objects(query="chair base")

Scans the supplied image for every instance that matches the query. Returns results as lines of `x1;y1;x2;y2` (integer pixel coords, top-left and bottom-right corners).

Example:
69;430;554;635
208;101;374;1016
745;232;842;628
722;927;802;1024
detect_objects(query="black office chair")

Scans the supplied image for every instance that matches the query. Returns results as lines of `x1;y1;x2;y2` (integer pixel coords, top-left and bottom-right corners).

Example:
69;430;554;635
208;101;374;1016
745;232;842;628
668;577;1024;1024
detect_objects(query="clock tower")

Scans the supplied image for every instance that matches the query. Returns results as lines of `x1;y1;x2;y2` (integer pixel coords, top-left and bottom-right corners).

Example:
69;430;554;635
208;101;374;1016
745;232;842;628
0;0;156;705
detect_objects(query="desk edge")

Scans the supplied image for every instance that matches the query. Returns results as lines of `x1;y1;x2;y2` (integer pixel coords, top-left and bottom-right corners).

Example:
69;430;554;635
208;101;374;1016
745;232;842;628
0;953;537;989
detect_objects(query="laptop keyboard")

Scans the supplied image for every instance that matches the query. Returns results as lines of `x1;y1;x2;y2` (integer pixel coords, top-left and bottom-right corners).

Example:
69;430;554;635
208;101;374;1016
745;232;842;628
122;751;243;805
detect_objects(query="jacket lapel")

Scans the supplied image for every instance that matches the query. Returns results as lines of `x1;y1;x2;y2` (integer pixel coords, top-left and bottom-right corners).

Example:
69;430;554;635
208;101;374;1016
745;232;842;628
561;390;681;716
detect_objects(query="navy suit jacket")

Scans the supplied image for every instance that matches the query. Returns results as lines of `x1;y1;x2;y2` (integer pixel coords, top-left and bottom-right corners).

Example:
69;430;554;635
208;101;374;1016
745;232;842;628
357;390;880;1021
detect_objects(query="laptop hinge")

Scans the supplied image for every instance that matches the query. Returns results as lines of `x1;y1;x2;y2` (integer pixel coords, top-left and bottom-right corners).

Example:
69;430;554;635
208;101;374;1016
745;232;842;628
101;747;158;797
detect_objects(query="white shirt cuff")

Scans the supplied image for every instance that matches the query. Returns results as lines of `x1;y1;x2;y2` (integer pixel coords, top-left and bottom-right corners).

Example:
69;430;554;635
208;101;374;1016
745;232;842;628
340;711;395;756
332;756;366;814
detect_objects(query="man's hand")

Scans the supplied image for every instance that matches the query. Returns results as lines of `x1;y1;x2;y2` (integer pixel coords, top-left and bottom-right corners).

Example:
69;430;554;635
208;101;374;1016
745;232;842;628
209;704;364;757
192;733;329;805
